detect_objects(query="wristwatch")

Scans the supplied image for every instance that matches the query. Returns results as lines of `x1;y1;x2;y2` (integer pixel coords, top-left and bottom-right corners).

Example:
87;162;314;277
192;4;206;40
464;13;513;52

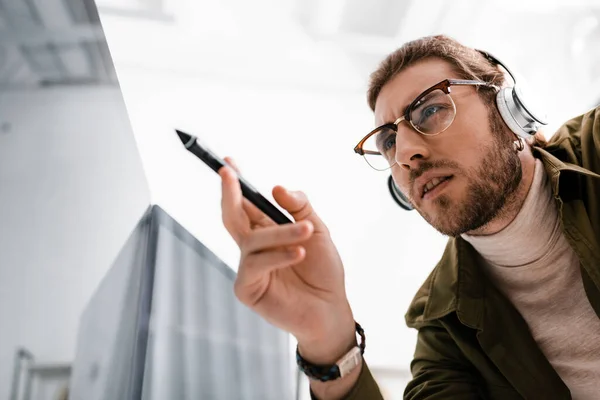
296;322;365;382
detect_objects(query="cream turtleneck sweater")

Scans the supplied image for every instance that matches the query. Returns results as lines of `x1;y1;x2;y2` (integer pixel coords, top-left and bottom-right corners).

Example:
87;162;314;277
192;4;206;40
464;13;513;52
462;159;600;399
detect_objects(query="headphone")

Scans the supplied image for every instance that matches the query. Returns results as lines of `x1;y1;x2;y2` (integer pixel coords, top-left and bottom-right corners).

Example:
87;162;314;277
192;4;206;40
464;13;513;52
388;49;548;211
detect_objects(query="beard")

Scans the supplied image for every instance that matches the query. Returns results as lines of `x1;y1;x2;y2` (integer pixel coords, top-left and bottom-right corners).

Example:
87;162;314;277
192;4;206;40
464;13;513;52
413;108;523;237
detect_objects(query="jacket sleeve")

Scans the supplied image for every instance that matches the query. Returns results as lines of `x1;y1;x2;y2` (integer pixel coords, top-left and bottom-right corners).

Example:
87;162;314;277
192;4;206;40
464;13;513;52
546;104;600;166
404;322;484;399
580;105;600;164
309;358;384;400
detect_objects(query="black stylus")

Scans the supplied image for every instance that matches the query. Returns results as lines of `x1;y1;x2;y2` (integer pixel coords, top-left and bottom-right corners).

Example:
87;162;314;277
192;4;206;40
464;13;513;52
175;129;293;225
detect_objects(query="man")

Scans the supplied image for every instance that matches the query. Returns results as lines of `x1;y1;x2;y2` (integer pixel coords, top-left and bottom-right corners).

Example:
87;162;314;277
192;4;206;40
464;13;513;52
219;35;600;399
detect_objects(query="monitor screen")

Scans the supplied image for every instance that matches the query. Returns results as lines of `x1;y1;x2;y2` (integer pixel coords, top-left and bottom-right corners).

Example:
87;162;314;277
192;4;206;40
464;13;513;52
70;205;292;400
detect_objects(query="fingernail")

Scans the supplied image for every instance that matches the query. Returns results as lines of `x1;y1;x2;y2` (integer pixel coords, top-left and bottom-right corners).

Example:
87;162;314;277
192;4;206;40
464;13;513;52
226;158;239;170
294;223;306;236
223;166;237;179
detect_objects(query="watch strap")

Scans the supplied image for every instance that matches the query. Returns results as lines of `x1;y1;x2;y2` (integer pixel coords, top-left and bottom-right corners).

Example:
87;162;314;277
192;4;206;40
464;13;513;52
296;322;365;382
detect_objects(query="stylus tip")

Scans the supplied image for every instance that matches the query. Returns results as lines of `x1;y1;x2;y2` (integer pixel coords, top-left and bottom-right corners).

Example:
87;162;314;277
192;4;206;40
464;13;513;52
175;129;192;145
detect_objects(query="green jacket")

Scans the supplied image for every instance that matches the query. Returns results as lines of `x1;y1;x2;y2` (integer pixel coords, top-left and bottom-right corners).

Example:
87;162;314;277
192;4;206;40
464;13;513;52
337;106;600;400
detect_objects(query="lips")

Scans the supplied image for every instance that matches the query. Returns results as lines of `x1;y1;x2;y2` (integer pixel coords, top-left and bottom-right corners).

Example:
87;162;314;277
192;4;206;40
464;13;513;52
417;174;454;199
423;176;451;195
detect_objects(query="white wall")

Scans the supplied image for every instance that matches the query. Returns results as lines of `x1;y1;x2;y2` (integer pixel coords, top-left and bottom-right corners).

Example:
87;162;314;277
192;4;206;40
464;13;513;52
0;86;150;399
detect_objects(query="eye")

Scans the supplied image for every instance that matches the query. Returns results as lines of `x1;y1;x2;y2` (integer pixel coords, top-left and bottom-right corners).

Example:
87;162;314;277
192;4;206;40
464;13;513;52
414;103;451;129
421;105;441;120
374;128;397;156
409;89;455;134
382;133;396;152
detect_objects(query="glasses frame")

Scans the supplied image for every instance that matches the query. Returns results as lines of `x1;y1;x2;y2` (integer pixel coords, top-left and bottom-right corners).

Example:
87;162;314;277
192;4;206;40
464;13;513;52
354;79;499;163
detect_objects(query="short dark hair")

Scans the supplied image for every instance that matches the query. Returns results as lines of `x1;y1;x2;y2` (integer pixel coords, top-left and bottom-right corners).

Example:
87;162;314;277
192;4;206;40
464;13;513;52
367;35;547;147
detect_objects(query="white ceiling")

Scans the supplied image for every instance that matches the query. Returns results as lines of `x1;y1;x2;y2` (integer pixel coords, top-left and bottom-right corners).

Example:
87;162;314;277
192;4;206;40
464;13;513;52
296;0;600;108
96;0;600;114
3;0;599;106
0;0;116;89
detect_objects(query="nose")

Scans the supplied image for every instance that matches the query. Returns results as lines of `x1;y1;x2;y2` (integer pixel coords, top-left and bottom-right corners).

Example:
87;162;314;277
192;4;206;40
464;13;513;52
394;125;431;171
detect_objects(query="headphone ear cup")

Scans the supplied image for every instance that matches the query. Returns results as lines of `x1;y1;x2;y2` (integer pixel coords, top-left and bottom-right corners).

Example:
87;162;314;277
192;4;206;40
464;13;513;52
495;88;527;137
388;175;414;211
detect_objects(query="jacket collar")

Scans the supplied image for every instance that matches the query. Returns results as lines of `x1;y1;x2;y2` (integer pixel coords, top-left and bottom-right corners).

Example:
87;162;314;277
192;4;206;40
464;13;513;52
532;146;600;196
418;146;600;326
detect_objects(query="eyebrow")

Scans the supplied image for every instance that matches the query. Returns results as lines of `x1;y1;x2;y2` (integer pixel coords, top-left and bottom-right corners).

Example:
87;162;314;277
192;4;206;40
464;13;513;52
384;87;426;125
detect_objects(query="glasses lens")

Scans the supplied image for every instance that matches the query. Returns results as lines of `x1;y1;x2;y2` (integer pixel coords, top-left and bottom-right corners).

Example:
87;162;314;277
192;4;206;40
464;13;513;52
361;125;397;171
409;89;455;135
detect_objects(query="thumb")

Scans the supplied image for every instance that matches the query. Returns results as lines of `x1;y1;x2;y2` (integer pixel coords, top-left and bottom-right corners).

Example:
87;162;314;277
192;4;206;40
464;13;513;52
272;186;327;232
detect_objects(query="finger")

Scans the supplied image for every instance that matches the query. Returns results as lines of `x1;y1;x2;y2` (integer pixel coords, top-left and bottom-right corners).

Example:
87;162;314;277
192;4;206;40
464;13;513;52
244;246;306;275
223;156;275;228
235;246;306;304
223;156;240;172
242;200;273;229
272;186;328;232
219;165;249;243
241;220;313;256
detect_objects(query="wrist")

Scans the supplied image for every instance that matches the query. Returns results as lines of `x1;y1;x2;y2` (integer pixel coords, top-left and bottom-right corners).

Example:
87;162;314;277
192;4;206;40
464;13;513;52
297;321;365;386
297;322;357;365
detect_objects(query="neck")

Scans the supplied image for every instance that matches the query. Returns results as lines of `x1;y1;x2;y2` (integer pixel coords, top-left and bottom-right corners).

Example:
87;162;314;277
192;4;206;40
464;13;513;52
466;144;536;236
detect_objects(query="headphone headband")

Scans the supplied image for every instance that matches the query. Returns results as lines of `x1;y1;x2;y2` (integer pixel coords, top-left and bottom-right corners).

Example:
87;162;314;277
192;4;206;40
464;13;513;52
476;50;518;85
476;49;548;126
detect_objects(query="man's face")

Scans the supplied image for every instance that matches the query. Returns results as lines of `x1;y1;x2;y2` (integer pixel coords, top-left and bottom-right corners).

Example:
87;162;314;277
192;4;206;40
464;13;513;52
374;58;522;236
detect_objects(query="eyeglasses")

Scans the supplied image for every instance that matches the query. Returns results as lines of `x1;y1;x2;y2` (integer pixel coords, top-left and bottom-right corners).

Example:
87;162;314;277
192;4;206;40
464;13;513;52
354;79;498;171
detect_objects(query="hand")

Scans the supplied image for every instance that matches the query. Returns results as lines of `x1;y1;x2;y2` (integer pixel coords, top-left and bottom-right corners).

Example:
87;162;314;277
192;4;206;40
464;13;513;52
220;157;356;362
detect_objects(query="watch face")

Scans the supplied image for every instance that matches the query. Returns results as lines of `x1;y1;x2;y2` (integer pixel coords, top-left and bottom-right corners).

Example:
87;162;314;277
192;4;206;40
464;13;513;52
337;346;362;378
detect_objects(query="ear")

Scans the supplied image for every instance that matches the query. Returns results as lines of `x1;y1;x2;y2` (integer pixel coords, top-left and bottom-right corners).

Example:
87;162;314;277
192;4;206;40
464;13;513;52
525;130;547;148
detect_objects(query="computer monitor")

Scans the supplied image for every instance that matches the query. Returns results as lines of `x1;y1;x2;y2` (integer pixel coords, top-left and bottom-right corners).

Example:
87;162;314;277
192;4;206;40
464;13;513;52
70;205;292;399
